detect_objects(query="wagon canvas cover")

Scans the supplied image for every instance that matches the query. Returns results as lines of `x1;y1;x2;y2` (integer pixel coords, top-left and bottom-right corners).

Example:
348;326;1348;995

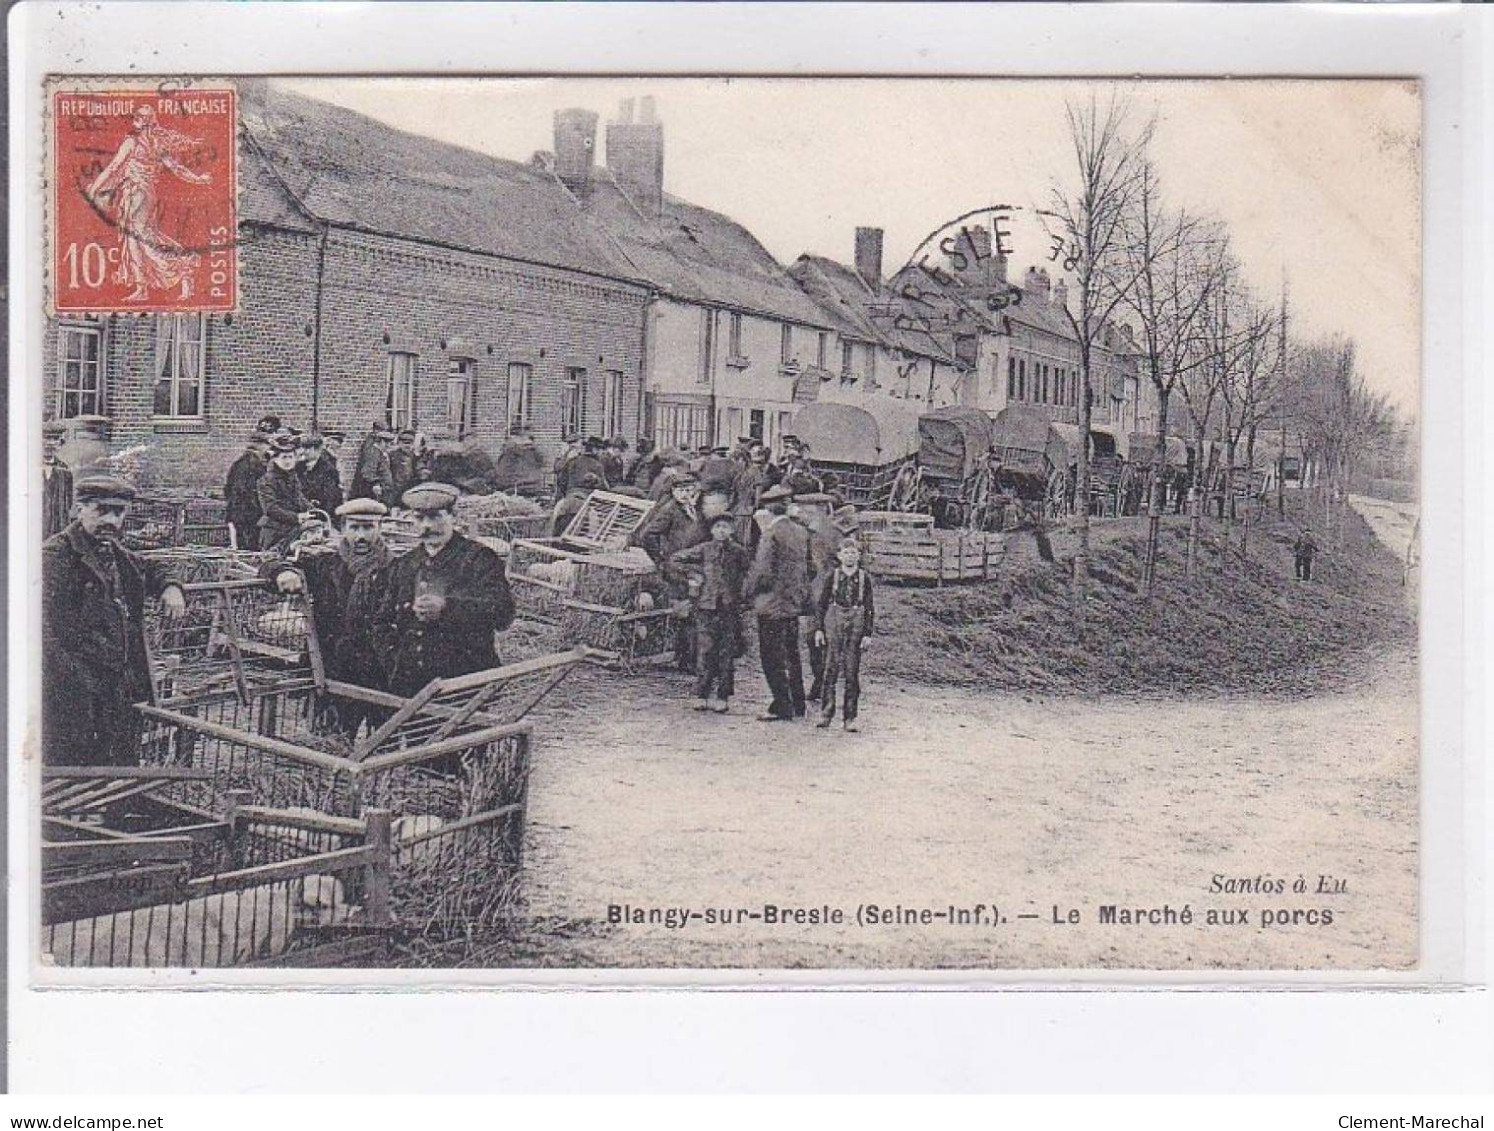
917;406;996;482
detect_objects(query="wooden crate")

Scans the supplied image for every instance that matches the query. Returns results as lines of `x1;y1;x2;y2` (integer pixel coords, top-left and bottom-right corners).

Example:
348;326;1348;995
863;528;1007;585
505;491;673;663
856;510;935;535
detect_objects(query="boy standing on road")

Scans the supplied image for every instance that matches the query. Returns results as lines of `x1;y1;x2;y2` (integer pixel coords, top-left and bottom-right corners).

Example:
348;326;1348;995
671;512;749;714
813;538;875;733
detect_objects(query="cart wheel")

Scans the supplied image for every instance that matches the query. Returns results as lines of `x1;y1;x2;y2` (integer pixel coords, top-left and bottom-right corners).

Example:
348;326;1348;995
1045;469;1071;519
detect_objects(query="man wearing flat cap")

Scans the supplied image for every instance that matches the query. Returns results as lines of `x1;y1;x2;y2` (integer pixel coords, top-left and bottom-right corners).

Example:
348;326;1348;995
269;497;395;736
43;474;187;765
42;420;74;540
744;481;811;721
388;428;421;503
630;470;710;672
373;483;515;697
351;422;396;505
297;433;344;517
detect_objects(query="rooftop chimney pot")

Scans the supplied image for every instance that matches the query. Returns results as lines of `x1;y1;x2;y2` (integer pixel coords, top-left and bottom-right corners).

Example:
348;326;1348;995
854;227;884;292
553;108;599;198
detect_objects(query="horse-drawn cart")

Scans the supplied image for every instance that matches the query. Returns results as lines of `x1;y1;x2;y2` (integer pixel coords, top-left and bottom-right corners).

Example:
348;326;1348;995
792;400;920;507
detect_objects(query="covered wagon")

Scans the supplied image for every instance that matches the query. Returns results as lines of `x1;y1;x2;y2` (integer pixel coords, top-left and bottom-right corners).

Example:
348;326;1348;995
792;399;921;507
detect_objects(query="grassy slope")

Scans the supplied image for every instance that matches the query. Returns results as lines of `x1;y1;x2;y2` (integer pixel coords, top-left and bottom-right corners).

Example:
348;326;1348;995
866;494;1416;699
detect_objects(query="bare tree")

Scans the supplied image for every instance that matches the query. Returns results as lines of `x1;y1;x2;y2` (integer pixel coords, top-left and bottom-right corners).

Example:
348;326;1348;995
1217;288;1281;559
1116;159;1223;592
1173;238;1237;579
1042;92;1153;616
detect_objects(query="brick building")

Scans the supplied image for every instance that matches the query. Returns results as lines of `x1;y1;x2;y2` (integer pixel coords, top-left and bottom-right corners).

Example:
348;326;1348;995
43;82;651;490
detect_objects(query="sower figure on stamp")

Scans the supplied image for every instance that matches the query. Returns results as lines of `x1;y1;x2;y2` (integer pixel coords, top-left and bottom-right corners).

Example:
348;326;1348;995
267;498;395;738
813;538;875;733
43;474;187;766
374;483;516;698
670;512;750;714
744;483;811;723
42;420;74;540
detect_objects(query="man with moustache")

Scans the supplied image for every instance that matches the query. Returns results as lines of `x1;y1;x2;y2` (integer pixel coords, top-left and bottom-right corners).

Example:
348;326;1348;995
268;497;396;737
43;474;187;765
373;483;516;697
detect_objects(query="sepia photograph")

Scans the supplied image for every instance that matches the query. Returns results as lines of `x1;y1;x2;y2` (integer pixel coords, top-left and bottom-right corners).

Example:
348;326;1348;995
32;74;1422;975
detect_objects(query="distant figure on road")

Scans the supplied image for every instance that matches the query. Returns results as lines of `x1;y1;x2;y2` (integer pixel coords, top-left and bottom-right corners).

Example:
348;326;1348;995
1293;527;1318;582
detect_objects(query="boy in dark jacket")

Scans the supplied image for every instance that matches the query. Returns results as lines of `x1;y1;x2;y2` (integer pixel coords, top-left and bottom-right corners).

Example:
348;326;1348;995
813;537;875;732
670;512;749;713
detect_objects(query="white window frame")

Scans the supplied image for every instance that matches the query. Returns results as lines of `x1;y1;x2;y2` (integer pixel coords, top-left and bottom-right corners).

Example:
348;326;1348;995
780;324;793;365
153;313;207;418
506;362;533;431
447;357;476;438
562;367;587;438
729;312;744;358
817;331;829;368
57;323;105;418
603;369;625;438
386;351;418;430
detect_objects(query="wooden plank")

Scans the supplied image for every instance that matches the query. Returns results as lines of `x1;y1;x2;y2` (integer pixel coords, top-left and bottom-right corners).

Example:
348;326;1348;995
238;806;366;837
355;722;534;775
137;704;359;775
363;809;393;929
43;862;189;924
392;803;521;850
422;648;586;696
43;837;195;868
186;844;373;894
43;817;133;841
44;765;213;782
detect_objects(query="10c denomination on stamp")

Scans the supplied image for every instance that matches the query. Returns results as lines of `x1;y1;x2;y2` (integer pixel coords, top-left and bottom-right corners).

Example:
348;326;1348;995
50;84;237;314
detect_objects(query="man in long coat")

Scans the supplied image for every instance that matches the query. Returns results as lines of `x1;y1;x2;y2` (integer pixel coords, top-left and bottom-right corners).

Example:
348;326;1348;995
43;474;186;765
297;433;344;518
350;423;396;505
268;497;394;737
630;471;709;672
743;483;812;722
373;482;516;697
42;421;74;540
224;434;268;550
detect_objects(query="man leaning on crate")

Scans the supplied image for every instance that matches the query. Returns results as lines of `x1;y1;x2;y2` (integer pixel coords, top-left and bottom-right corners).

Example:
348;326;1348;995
43;473;187;766
373;482;517;697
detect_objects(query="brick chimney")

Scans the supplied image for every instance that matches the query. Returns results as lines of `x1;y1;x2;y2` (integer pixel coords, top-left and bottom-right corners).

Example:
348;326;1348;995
1024;265;1051;303
854;227;884;291
554;108;598;198
606;96;665;217
1053;278;1069;310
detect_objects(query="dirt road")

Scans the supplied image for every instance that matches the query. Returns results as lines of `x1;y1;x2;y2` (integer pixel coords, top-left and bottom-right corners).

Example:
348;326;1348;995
509;647;1417;971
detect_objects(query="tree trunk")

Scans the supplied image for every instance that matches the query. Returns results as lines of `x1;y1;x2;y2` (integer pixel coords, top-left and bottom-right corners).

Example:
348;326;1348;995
1073;355;1093;622
1143;384;1171;595
1222;437;1237;567
1186;421;1206;580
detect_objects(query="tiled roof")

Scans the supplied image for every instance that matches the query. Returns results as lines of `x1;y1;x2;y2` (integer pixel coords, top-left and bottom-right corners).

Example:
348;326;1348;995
789;254;961;366
238;82;642;283
583;175;835;328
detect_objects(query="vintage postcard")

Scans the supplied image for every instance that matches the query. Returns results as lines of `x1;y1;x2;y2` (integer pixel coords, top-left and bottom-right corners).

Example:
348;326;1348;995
29;74;1422;976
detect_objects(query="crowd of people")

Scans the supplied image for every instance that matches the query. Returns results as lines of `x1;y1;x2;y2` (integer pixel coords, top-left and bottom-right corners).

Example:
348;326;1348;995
41;416;880;766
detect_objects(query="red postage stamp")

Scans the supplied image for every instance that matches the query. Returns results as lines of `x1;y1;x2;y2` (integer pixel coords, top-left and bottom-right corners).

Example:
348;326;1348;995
50;84;237;314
